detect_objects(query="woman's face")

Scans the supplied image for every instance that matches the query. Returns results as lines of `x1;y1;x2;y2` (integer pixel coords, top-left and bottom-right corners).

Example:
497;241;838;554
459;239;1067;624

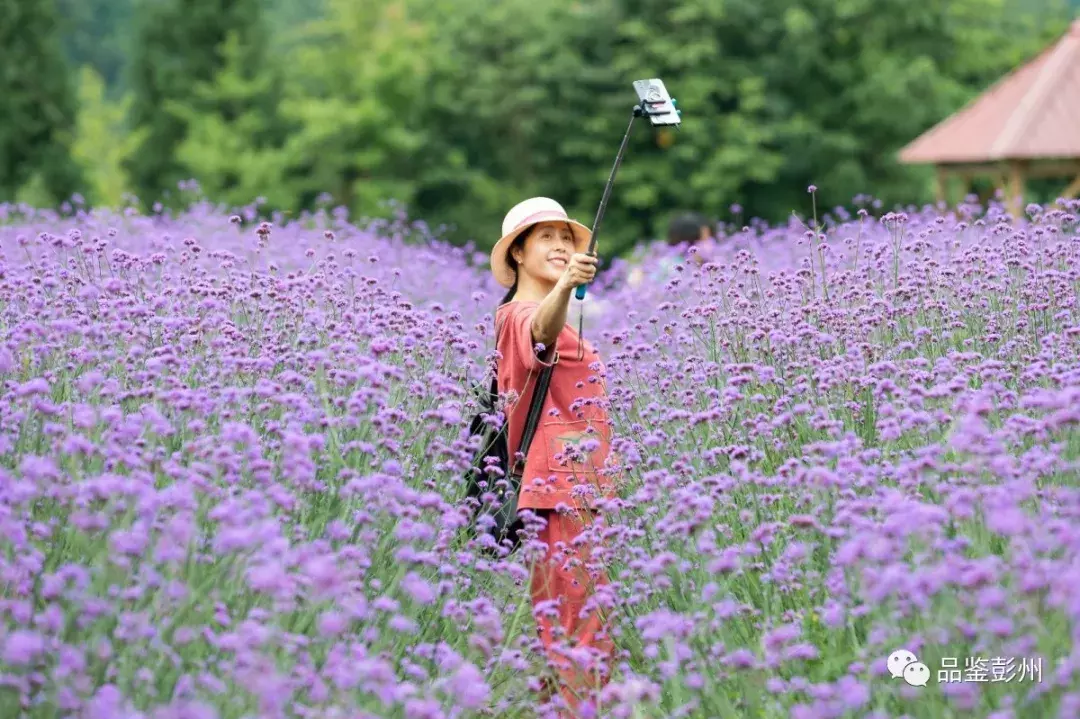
511;221;576;286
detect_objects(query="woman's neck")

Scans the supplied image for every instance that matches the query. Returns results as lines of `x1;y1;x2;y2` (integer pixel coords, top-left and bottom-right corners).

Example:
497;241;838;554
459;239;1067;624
511;275;557;304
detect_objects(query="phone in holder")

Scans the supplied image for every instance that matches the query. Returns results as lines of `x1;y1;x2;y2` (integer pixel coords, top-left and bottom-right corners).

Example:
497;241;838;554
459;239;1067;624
633;78;681;126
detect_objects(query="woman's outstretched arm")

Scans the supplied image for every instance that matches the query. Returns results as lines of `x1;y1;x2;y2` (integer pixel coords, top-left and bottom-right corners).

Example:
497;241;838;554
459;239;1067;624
530;253;597;350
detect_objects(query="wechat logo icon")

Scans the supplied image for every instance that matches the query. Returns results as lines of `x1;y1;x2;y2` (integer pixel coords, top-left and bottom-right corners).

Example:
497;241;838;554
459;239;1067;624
888;649;930;687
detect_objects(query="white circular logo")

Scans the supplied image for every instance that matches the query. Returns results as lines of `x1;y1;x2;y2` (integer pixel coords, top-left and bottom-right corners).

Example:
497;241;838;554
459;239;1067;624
887;649;918;679
903;662;930;687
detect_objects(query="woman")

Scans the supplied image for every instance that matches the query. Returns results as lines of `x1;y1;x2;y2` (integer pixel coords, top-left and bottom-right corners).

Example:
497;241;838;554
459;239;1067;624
489;197;617;715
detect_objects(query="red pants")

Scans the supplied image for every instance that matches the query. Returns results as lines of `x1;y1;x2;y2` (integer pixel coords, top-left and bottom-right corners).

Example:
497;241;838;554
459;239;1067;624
530;508;614;717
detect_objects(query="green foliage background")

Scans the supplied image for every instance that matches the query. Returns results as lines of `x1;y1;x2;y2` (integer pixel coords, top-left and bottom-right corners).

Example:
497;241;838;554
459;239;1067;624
0;0;84;205
2;0;1077;255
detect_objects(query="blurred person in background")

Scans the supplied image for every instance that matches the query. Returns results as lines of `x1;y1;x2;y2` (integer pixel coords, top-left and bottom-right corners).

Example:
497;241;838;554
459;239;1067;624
489;197;618;716
627;211;715;289
666;211;713;247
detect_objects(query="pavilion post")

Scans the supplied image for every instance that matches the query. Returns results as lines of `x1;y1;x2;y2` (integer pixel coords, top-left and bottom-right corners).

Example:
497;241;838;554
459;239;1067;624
1007;161;1026;216
935;166;948;206
1063;174;1080;200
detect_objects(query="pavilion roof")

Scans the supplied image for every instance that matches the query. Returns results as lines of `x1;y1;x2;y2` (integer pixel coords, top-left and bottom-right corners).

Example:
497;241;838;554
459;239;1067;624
898;19;1080;165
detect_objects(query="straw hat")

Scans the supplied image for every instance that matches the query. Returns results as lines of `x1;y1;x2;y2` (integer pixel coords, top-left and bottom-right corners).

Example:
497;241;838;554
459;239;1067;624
490;197;592;288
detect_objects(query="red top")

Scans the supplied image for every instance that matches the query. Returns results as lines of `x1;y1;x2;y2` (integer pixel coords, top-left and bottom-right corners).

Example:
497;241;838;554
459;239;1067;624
495;300;617;510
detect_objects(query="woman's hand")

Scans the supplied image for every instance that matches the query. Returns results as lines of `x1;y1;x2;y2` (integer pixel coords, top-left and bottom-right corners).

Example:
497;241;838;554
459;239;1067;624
556;253;598;292
533;253;599;353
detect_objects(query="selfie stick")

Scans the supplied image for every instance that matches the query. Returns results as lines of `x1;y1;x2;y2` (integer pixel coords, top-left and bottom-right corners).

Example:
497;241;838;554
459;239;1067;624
576;100;677;301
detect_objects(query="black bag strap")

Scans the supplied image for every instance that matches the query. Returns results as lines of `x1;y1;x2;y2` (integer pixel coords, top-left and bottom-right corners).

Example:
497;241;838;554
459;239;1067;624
513;360;555;477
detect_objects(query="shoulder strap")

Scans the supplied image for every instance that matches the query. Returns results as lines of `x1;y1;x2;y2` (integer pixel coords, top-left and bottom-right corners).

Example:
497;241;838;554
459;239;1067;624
513;361;554;475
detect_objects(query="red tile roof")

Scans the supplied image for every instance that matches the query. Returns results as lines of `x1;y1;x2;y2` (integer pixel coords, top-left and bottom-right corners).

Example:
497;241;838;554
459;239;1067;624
899;19;1080;164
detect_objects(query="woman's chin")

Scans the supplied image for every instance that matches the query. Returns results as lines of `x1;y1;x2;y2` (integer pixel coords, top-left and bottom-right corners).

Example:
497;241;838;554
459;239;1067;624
524;265;564;288
540;268;563;284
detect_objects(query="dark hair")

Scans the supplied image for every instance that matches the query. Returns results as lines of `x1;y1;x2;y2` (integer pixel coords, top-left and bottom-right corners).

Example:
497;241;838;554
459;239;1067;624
498;227;531;307
667;212;710;245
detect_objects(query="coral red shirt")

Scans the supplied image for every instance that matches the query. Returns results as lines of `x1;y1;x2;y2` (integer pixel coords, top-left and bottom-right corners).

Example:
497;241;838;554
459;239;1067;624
495;300;617;511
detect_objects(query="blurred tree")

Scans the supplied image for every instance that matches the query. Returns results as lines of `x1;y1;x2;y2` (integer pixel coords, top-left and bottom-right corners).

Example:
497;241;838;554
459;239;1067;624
407;0;614;248
84;0;1075;251
264;0;439;218
169;30;289;209
53;0;317;96
963;0;1073;82
594;0;1074;233
0;0;84;205
56;0;134;97
265;0;324;46
124;0;276;209
71;66;145;207
388;0;1073;254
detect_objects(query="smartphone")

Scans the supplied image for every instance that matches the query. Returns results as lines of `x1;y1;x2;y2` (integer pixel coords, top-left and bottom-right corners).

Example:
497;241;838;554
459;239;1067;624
633;78;681;127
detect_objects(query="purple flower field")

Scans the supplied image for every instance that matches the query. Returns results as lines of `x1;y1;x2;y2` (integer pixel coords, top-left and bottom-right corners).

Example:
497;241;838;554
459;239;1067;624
1;195;1079;719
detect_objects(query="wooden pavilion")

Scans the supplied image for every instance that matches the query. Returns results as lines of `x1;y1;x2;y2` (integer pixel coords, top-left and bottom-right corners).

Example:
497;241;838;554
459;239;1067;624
898;19;1080;214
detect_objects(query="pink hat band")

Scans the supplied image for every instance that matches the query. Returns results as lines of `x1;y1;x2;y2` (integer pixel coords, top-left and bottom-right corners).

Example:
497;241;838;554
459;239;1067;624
507;209;572;236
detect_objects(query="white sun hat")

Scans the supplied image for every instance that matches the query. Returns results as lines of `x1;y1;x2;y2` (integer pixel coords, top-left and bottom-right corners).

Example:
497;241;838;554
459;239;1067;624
490;197;593;288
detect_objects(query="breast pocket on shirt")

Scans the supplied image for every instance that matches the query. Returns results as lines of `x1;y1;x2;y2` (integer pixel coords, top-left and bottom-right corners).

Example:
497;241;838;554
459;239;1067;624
540;415;613;474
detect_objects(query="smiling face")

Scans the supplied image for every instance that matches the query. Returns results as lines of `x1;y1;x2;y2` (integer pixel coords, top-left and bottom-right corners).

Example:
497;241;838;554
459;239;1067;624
510;221;577;288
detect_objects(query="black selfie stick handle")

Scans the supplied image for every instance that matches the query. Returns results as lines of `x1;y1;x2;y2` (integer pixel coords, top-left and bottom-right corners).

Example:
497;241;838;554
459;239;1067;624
576;105;645;301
